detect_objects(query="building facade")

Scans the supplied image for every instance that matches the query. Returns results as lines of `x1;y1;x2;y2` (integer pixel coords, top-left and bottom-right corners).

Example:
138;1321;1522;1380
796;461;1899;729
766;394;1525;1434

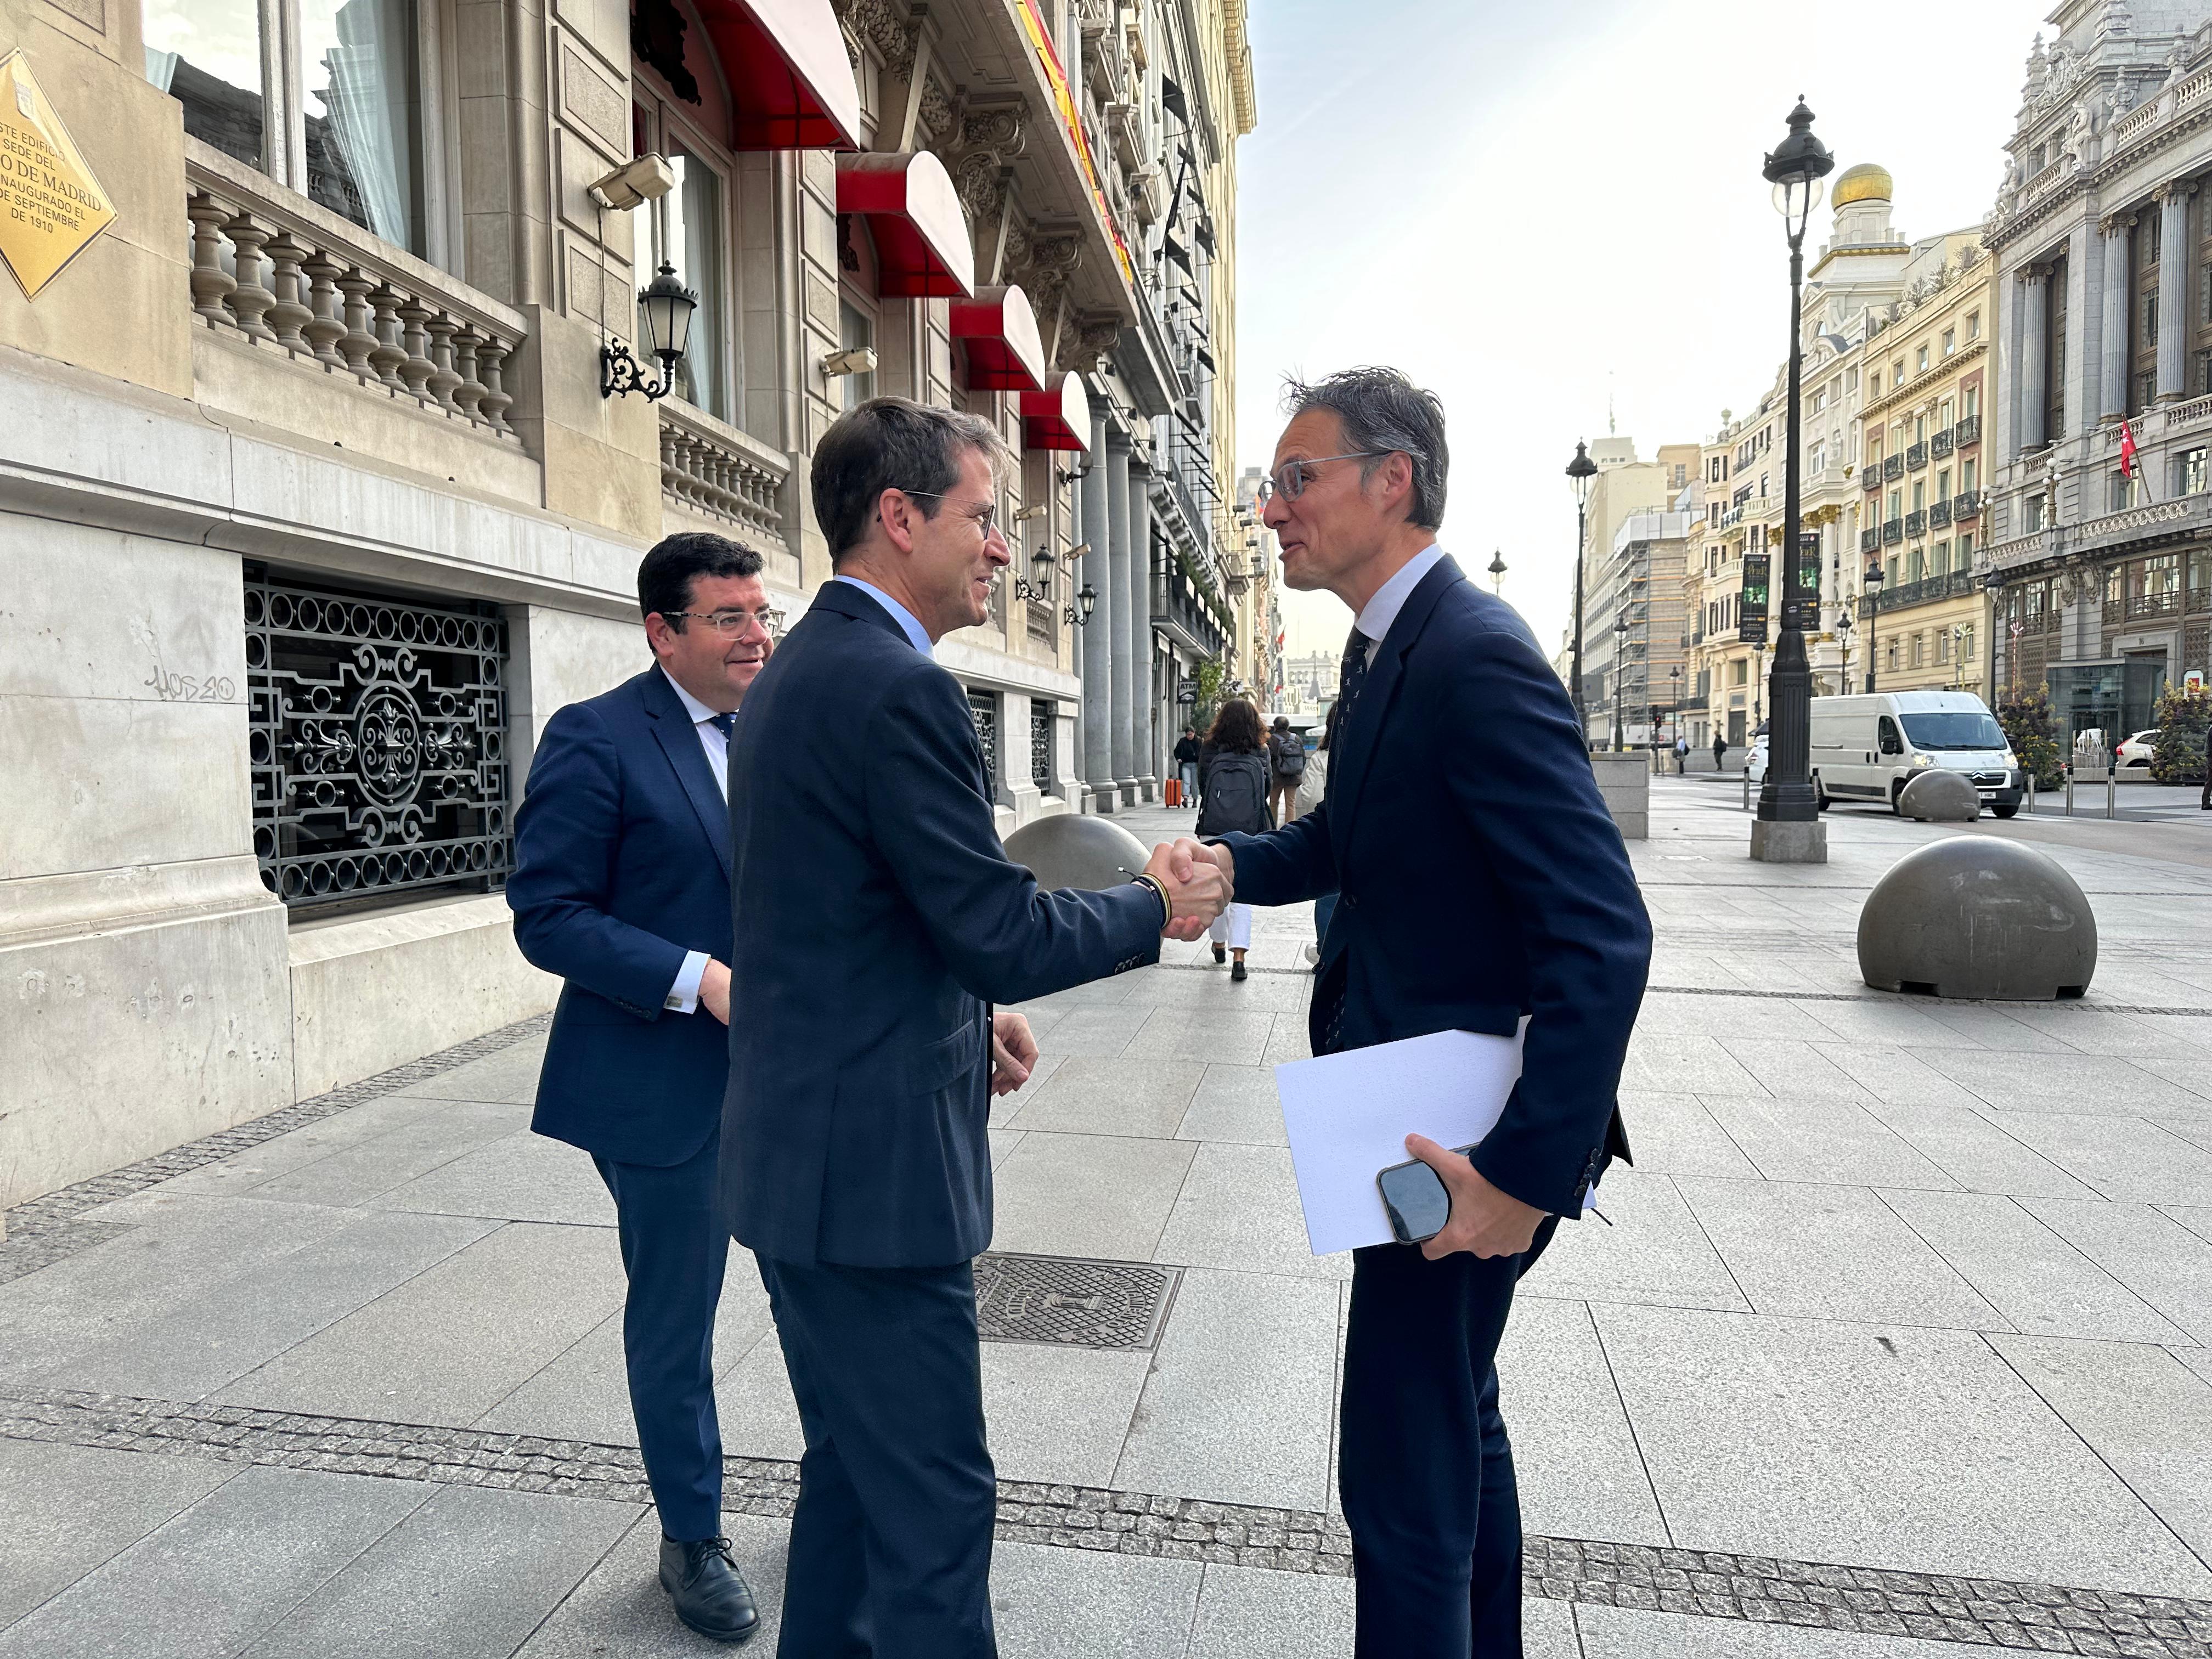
1576;437;1694;747
0;0;1253;1206
1983;0;2212;741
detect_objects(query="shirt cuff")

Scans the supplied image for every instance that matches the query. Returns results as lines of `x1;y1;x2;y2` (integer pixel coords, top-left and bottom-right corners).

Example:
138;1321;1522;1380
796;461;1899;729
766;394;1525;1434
665;950;709;1014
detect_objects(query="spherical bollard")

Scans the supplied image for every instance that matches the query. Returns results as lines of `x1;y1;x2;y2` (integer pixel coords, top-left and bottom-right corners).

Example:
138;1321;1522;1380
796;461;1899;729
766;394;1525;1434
1898;768;1981;822
1003;813;1151;893
1858;838;2097;1000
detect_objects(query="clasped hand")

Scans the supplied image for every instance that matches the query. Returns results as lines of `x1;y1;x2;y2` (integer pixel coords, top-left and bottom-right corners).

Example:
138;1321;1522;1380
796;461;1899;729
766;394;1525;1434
1142;838;1233;942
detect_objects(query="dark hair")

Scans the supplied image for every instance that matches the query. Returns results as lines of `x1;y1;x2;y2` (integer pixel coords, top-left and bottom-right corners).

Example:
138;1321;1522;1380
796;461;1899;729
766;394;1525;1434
813;396;1014;563
1318;699;1341;753
1271;714;1290;731
637;532;764;629
1282;366;1448;530
1208;698;1265;755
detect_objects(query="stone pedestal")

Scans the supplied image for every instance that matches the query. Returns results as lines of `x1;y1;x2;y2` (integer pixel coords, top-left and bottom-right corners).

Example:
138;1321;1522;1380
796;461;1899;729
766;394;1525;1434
1588;753;1650;840
1750;819;1830;864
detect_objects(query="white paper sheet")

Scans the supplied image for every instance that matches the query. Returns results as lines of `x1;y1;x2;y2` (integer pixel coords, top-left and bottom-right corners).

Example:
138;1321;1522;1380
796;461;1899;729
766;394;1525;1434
1274;1025;1529;1256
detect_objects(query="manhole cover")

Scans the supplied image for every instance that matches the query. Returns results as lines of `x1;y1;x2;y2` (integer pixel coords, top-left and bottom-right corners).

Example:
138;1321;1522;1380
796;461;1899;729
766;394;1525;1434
974;1252;1181;1351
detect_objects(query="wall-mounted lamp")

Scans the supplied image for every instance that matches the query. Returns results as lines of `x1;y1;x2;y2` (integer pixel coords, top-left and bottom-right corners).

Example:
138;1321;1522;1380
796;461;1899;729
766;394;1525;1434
820;347;878;379
600;263;698;402
1013;542;1057;603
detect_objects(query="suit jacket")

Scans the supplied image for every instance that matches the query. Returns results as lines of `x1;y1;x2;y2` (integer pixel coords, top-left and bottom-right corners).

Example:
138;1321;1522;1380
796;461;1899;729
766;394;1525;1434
508;667;733;1166
1218;555;1649;1217
723;580;1161;1268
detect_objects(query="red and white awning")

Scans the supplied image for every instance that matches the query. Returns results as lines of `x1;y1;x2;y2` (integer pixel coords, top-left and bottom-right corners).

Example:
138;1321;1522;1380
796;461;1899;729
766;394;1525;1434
1020;371;1091;452
692;0;861;151
949;285;1048;393
835;151;974;298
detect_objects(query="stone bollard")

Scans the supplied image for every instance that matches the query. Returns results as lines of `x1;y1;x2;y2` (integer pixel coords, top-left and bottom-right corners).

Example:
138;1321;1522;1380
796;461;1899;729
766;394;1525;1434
1003;813;1152;891
1898;769;1980;822
1588;753;1649;840
1858;838;2098;999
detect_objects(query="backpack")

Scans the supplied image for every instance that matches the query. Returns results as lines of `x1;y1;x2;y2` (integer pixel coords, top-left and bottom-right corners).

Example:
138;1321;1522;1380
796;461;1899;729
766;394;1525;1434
1197;751;1272;837
1272;733;1308;778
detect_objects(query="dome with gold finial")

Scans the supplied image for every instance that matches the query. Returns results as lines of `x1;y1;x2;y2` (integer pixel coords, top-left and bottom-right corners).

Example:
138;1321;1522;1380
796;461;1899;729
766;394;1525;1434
1832;163;1893;207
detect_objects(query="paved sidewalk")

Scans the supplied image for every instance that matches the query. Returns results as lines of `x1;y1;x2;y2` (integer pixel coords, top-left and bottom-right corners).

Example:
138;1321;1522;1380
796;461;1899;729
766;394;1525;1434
4;781;2212;1656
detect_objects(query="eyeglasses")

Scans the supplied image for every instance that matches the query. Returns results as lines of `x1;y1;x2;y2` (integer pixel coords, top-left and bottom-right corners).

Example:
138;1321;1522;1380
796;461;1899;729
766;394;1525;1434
899;488;1001;538
665;607;784;639
1254;452;1389;507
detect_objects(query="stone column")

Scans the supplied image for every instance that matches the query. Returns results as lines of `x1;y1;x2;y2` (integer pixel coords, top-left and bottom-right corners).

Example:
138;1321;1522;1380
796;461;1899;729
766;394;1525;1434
998;689;1041;827
1105;432;1137;803
2019;266;2049;452
2100;214;2132;422
1126;458;1159;801
2159;185;2192;400
1080;409;1117;811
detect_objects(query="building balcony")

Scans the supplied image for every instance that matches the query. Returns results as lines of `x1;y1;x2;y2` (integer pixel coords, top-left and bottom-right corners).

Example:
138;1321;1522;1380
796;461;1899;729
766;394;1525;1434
1882;518;1904;545
1860;527;1881;553
1929;498;1953;530
1904;510;1927;538
1863;466;1883;493
1872;568;1980;613
1954;414;1981;448
1931;430;1955;460
1907;442;1929;471
2125;589;2182;620
659;402;794;551
1953;489;1980;520
1882;454;1904;481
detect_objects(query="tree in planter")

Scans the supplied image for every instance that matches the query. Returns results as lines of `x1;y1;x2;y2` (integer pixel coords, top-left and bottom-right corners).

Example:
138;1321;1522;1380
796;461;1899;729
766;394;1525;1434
1997;684;2066;790
1192;659;1226;735
2149;685;2209;785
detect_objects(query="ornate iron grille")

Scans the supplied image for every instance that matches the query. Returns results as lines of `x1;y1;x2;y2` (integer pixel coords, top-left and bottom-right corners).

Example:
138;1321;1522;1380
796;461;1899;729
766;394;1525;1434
245;570;512;910
1031;699;1054;794
968;689;999;787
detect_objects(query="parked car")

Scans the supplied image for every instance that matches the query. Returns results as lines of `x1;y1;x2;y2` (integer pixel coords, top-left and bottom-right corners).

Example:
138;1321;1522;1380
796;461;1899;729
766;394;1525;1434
2117;729;2160;769
1808;690;2024;817
1745;726;1770;784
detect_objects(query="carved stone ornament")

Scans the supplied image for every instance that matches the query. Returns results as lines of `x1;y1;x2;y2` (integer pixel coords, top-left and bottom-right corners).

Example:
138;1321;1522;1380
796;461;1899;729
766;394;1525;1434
916;77;955;146
2099;0;2133;39
833;0;919;75
1058;310;1122;374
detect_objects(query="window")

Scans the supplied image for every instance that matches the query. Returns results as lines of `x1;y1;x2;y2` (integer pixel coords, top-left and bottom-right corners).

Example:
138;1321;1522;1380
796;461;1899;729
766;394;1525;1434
2110;471;2134;512
1964;385;1980;418
2024;494;2045;532
1810;387;1827;414
1912;479;1926;513
1939;397;1955;427
631;117;730;419
1932;538;1951;575
1959;530;1974;563
1911;634;1926;668
1959;624;1975;663
1886;638;1900;672
2197;348;2212;396
1916;345;1931;374
1731;659;1747;687
1966;312;1981;341
1847;366;1860;392
1942;328;1956;356
2139;369;2158;407
1759;473;1769;498
2203;264;2212;324
1908;547;1926;584
1893;360;1906;388
1809;442;1825;473
146;0;435;258
1888;489;1903;520
2181;447;2209;495
1937;629;1951;665
2144;287;2160;348
1937;466;1952;499
1962;456;1978;492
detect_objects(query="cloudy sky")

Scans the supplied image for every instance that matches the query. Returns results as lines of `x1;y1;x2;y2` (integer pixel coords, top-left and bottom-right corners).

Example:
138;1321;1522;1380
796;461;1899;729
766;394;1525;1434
1233;0;2042;662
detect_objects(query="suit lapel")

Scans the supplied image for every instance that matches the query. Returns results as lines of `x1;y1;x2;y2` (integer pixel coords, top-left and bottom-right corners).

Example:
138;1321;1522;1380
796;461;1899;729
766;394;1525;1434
1328;555;1465;852
640;669;732;880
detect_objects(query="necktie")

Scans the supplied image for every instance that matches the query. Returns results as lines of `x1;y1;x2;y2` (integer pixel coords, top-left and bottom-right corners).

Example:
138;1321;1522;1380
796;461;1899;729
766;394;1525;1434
707;712;737;743
1314;627;1373;1057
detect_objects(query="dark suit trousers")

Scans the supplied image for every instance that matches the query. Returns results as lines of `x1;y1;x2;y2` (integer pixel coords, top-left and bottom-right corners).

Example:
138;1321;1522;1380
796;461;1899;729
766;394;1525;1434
1338;1220;1559;1659
757;1254;996;1659
591;1138;729;1543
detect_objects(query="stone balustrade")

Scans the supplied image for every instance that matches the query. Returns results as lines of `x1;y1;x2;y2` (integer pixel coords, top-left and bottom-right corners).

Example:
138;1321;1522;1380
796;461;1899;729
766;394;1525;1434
183;140;527;443
658;400;792;545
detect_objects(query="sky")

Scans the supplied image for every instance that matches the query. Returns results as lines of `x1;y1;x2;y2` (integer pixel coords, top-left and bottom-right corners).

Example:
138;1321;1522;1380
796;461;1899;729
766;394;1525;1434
1232;0;2042;662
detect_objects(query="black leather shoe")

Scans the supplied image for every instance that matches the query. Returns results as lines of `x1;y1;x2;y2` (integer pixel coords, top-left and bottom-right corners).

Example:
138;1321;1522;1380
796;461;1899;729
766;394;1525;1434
659;1534;759;1644
1231;960;1248;981
1212;942;1226;963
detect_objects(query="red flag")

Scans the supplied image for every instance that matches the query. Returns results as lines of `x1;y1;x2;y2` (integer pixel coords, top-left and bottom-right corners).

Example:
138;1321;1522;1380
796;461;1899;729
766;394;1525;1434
2119;417;2139;479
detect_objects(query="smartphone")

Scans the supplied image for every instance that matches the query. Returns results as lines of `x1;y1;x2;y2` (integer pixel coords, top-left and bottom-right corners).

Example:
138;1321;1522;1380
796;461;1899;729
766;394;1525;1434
1375;1144;1476;1245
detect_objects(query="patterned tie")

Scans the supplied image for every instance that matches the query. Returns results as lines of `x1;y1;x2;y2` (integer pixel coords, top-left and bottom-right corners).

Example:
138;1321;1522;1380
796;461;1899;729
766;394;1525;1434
707;712;737;744
1313;627;1372;1056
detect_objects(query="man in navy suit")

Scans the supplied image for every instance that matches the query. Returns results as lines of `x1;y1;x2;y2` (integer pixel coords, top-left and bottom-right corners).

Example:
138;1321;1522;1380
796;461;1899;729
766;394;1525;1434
723;397;1229;1657
509;532;777;1644
1201;369;1650;1658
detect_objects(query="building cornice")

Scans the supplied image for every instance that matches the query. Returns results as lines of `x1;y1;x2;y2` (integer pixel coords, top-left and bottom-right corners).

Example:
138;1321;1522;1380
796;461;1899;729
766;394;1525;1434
1859;338;1989;421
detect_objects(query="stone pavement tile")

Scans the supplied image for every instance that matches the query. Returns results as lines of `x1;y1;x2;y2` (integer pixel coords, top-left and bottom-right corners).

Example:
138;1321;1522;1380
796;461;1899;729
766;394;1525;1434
244;1098;535;1208
144;1094;457;1197
512;1510;788;1657
0;1465;431;1659
0;1441;237;1629
1034;1005;1154;1058
369;1131;619;1226
1876;1188;2187;1343
991;1055;1069;1124
1128;1007;1278;1067
2169;1203;2212;1245
1001;1054;1203;1138
1672;1178;2007;1330
990;1541;1202;1659
36;1208;499;1402
1984;1110;2212;1202
1713;1040;1887;1106
1990;1333;2212;1564
1123;967;1314;1013
1790;997;1979;1047
1697;1096;1955;1190
1619;1035;1771;1098
1151;1141;1350;1283
2174;1343;2212;1389
2019;1198;2212;1344
980;1342;1153;1488
1611;1092;1759;1180
1641;992;1839;1041
1175;1064;1288;1147
1923;1049;2212;1119
1018;973;1148;1013
1499;1294;1670;1547
1113;1268;1339;1512
1853;1098;2096;1199
1526;1598;1583;1659
1593;1302;2212;1598
2000;1006;2212;1058
1800;1042;1984;1110
1574;1602;1972;1657
709;1323;804;1463
1182;1562;1354;1658
1261;1016;1312;1067
2134;1053;2212;1101
0;1193;360;1383
991;1131;1198;1262
989;1127;1025;1167
1532;1169;1749;1313
236;1483;639;1659
215;1221;628;1425
1912;1003;2083;1053
393;1039;551;1104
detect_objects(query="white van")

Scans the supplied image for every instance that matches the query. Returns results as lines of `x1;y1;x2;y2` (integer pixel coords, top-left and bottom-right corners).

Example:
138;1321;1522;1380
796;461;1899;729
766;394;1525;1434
1808;691;2024;817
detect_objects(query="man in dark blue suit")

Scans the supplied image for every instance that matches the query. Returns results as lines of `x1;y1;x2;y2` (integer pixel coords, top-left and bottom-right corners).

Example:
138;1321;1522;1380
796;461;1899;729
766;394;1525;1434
1203;369;1651;1658
509;532;778;1644
723;398;1229;1657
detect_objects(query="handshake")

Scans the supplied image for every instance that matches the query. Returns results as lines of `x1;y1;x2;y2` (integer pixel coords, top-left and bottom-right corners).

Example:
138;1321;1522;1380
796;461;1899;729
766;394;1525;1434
1140;838;1237;943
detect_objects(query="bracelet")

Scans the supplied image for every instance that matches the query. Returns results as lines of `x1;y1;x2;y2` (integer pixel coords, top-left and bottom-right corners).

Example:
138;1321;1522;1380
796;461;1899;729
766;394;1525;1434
1130;872;1172;928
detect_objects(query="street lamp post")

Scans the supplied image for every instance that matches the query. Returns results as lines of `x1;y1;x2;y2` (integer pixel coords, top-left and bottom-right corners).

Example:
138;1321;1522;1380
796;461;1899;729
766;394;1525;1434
1752;99;1835;862
1487;549;1508;595
1612;613;1630;752
1567;442;1598;746
1835;608;1854;700
1669;665;1683;752
1863;555;1885;691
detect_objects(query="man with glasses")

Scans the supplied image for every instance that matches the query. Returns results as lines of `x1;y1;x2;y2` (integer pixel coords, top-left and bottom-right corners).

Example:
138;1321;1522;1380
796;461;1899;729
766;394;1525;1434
723;397;1229;1656
509;532;780;1644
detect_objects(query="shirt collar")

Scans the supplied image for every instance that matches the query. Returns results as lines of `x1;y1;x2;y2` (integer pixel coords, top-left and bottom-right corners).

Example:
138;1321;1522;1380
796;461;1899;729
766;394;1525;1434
658;666;724;725
1353;544;1446;647
835;575;935;658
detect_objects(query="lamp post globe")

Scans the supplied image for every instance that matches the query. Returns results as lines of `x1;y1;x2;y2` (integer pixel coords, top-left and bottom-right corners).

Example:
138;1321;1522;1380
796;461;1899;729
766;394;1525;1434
639;262;699;366
1487;548;1508;594
1566;442;1599;746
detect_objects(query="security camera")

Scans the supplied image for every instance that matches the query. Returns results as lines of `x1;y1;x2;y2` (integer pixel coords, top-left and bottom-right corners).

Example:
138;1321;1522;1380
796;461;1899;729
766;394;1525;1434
587;154;676;211
1013;505;1047;523
820;347;878;377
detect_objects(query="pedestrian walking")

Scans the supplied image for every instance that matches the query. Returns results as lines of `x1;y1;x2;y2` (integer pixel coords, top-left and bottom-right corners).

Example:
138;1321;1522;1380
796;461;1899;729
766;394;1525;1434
1712;731;1727;773
1174;724;1203;809
1195;698;1272;981
507;532;775;1644
1267;713;1307;824
1674;735;1689;775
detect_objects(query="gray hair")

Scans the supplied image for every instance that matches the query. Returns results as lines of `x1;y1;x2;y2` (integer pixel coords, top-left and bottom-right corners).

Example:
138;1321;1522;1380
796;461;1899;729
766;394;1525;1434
1282;368;1448;530
813;396;1015;562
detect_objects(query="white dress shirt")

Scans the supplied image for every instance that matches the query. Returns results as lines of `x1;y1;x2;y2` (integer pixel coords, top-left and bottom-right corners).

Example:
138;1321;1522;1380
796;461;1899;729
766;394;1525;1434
1351;543;1446;665
835;574;935;657
659;667;733;1014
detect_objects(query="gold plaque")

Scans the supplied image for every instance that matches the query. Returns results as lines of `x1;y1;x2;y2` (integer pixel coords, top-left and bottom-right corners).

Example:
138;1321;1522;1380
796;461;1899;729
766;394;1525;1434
0;50;116;301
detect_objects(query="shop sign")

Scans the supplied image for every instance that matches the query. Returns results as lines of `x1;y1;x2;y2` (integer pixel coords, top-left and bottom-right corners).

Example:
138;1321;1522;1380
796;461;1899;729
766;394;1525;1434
0;51;115;301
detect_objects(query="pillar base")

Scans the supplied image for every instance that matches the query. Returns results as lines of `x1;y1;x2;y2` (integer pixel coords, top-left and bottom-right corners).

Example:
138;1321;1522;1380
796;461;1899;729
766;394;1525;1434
1117;777;1139;807
1137;774;1159;804
1090;785;1119;815
1749;819;1829;864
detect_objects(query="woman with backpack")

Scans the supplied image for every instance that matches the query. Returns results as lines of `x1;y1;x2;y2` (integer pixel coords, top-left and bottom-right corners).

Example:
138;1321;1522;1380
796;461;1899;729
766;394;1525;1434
1195;698;1272;981
1267;714;1308;825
